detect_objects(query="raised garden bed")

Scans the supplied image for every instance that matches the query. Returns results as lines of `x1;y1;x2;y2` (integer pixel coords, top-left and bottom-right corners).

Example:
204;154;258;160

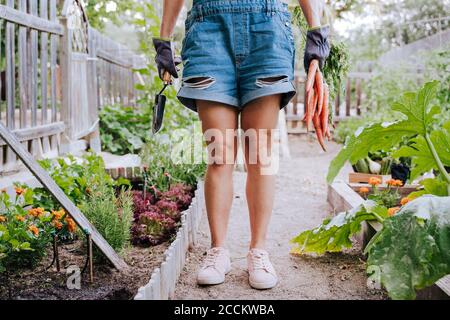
0;162;205;300
328;180;450;299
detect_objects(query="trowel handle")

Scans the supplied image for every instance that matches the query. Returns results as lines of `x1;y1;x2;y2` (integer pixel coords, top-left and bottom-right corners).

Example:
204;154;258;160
163;71;172;85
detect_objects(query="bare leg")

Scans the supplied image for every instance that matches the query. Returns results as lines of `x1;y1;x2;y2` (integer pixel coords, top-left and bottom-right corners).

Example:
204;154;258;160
198;101;239;248
241;95;282;250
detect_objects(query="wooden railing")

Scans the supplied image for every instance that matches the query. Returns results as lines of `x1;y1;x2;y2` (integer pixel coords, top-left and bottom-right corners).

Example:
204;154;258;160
0;0;145;173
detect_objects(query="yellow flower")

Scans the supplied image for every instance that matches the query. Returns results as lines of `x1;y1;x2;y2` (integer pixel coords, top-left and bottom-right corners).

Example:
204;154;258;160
388;207;401;217
15;215;26;222
29;225;39;236
368;177;382;187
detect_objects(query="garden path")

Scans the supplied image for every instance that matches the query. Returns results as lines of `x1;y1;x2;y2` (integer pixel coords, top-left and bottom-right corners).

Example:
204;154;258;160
175;135;386;300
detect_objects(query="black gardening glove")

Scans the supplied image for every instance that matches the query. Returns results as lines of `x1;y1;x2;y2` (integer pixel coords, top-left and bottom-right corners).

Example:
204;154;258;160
304;26;331;73
153;37;182;80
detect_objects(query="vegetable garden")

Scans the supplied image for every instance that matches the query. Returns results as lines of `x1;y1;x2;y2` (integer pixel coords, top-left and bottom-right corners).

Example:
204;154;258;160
0;0;449;301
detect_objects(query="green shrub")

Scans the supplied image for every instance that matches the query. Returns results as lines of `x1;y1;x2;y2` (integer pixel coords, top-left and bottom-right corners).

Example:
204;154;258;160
79;183;133;256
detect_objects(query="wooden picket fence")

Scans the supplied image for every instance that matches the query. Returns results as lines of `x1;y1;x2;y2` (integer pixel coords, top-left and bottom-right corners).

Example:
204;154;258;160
0;0;145;174
135;182;205;301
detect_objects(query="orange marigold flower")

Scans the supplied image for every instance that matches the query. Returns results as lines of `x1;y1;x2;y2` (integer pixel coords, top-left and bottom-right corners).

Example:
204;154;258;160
359;187;370;195
388;207;401;217
65;217;77;233
15;215;25;222
28;207;45;217
387;179;404;187
29;225;39;236
368;177;382;186
401;197;411;206
0;215;6;223
52;209;65;221
15;187;26;196
52;220;63;230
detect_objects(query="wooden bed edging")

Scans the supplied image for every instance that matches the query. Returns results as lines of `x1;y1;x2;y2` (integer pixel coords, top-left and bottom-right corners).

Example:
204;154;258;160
134;181;205;300
328;180;450;299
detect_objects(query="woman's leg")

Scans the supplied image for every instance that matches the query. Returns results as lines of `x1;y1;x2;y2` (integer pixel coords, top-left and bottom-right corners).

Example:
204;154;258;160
241;95;282;250
198;100;239;248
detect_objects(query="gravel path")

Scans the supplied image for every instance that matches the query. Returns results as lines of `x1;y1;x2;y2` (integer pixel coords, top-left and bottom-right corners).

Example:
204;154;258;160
175;135;386;300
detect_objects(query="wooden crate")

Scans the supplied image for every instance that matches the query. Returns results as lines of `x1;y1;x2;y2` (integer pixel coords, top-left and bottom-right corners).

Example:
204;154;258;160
349;172;391;184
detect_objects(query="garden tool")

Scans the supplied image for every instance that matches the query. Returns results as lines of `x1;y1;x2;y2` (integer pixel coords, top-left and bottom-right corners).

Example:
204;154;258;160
152;71;172;134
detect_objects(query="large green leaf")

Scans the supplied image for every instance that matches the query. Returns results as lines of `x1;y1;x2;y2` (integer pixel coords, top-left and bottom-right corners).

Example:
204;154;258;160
393;122;450;180
409;178;450;198
366;196;450;300
328;81;441;183
291;201;387;255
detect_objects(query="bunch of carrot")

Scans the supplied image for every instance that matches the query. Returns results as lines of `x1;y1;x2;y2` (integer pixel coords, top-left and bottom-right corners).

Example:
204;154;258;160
304;60;331;151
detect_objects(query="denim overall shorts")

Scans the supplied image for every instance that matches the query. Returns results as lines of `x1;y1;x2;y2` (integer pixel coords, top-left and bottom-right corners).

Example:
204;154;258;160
177;0;297;112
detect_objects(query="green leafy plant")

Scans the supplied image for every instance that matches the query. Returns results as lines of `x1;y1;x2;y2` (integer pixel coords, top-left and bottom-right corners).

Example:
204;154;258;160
100;105;151;155
328;81;450;195
33;153;129;210
291;195;450;300
79;183;133;257
291;200;388;255
140;135;206;193
365;196;450;300
0;188;76;273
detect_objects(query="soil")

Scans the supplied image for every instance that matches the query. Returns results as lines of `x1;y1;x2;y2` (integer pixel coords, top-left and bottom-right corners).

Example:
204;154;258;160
174;135;387;300
0;240;169;300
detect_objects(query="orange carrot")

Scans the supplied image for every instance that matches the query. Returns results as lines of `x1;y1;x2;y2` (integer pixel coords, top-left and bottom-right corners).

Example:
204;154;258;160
315;70;324;115
306;60;319;93
313;112;327;152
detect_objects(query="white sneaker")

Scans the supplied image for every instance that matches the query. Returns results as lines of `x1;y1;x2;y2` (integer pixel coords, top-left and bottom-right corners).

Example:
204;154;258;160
247;249;278;290
197;247;231;286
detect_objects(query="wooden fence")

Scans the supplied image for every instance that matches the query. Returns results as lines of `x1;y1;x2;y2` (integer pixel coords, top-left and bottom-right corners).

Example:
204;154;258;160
0;0;145;173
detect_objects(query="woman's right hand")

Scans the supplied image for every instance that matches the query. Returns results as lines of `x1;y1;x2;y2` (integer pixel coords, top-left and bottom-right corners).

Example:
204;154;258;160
153;38;182;80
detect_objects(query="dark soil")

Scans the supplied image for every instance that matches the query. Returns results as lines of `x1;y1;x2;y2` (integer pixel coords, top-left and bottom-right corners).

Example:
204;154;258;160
0;240;169;300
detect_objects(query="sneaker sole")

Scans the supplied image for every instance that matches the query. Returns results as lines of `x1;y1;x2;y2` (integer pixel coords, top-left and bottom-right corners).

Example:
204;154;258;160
197;266;232;286
249;278;278;290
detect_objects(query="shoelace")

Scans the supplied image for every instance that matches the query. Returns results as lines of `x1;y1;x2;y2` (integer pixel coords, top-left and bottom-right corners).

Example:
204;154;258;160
203;249;222;269
251;252;270;271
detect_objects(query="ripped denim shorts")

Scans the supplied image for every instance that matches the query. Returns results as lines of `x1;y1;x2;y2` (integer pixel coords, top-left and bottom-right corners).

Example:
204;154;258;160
177;0;297;112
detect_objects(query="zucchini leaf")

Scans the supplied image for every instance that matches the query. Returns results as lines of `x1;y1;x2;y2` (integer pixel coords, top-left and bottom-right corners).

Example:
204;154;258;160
291;201;387;255
366;196;450;300
393;122;450;180
327;81;441;183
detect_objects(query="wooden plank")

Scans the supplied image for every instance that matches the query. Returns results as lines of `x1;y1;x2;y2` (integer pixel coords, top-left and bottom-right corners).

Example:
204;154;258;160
40;0;49;125
345;78;351;117
50;0;58;123
0;123;128;271
436;276;450;296
18;0;28;129
97;49;132;69
0;122;65;146
28;1;40;158
5;0;17;169
0;4;63;35
349;172;385;184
